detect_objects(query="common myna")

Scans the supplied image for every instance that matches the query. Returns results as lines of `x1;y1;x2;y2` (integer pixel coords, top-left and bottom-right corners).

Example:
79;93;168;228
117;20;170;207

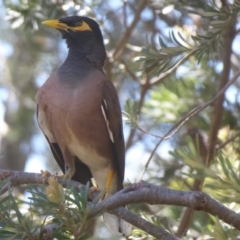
36;16;131;236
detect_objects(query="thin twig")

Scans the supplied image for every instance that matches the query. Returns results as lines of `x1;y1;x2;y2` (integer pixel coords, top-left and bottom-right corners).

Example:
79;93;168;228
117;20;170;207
166;70;240;140
126;76;150;150
127;51;195;150
120;59;139;81
104;0;148;85
150;50;195;86
123;0;127;29
176;179;203;237
176;129;208;236
112;0;148;60
216;130;240;149
206;15;237;166
112;207;179;240
138;68;240;181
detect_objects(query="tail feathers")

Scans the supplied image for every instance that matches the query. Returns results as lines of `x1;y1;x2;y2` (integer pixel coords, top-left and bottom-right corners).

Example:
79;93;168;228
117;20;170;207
103;212;132;236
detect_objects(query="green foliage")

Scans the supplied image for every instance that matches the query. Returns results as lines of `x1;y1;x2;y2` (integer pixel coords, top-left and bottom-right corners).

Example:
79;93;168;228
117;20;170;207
0;190;39;239
0;178;94;240
139;33;192;76
139;1;240;76
5;0;72;30
123;99;139;128
205;153;240;203
172;135;240;203
167;136;240;238
172;136;216;179
208;217;239;239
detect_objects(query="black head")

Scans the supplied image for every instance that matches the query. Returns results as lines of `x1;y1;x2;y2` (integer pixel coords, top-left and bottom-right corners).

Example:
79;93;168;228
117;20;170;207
42;16;106;68
60;16;103;44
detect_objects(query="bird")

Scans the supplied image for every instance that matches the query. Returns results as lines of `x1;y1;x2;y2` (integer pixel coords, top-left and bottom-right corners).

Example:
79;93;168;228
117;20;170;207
36;16;131;236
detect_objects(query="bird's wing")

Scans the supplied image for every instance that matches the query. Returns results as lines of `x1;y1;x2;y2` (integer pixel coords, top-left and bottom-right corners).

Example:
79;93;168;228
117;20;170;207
101;80;125;186
36;104;93;184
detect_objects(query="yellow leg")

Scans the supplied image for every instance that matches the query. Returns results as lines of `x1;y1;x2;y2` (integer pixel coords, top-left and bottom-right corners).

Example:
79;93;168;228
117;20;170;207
90;169;116;200
105;169;115;197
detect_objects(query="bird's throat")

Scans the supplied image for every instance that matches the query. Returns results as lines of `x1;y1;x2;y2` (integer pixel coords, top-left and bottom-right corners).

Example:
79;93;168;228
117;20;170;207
57;51;94;82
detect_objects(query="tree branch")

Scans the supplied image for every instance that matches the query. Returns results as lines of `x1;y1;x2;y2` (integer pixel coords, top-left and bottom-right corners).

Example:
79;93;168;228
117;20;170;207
0;169;177;239
111;207;179;240
104;0;148;79
1;169;240;236
112;0;148;60
90;181;240;231
126;75;150;150
176;128;208;236
206;14;237;166
176;15;237;236
0;169;83;194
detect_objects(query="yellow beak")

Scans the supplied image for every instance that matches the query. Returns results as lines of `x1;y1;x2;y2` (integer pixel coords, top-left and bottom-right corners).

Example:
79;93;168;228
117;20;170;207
42;19;69;31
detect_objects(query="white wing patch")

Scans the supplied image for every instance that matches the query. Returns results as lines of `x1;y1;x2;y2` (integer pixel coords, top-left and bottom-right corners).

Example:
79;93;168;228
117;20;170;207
101;99;114;143
103;99;108;109
37;107;56;143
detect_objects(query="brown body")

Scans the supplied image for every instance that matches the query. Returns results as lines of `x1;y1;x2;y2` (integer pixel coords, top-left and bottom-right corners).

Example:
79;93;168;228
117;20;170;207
37;69;124;193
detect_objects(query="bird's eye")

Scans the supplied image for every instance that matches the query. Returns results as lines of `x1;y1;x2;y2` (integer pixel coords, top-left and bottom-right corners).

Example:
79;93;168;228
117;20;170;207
75;22;82;27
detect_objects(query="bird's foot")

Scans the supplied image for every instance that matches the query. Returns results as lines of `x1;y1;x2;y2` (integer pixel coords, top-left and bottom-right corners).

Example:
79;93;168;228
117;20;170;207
89;186;101;198
89;188;113;202
88;178;102;200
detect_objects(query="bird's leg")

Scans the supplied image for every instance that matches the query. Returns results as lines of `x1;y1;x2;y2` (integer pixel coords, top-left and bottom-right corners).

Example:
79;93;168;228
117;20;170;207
89;178;102;200
104;169;115;199
89;169;115;200
62;148;75;179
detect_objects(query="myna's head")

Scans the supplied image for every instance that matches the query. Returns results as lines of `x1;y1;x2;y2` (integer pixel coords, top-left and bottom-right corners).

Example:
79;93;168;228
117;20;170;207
43;16;106;66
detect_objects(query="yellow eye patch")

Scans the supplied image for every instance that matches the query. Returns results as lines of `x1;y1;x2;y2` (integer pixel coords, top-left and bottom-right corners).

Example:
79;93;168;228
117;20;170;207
71;21;92;32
